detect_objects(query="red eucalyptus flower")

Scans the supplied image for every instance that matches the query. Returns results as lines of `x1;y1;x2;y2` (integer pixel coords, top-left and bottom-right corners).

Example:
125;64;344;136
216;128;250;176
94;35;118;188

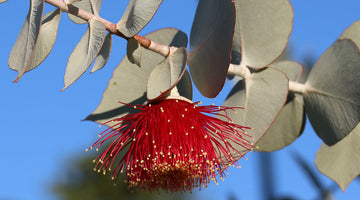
87;97;254;192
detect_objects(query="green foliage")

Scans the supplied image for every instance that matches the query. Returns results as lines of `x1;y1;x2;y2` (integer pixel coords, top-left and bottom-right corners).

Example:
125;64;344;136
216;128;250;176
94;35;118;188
147;47;187;100
8;0;44;82
91;33;112;73
256;61;305;151
86;28;190;127
2;0;360;194
232;0;293;69
52;155;190;200
304;39;360;145
223;67;288;157
63;19;106;90
117;0;164;37
315;123;360;191
189;0;235;98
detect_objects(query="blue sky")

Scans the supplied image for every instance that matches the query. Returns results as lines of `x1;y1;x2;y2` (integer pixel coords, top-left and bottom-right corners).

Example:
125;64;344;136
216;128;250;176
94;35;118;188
1;1;360;200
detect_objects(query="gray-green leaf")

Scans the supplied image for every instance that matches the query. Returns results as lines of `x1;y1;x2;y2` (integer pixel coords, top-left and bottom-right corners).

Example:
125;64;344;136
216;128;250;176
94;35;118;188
147;47;187;100
127;38;141;66
189;0;235;98
232;0;293;69
27;9;61;71
315;122;360;191
256;61;305;151
62;19;106;90
117;0;164;37
304;39;360;145
340;20;360;48
8;0;44;82
86;28;189;126
223;68;288;159
91;33;112;73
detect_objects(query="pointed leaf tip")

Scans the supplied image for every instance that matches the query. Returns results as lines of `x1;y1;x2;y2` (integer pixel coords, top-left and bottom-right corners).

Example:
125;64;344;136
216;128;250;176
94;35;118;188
63;19;106;90
315;123;360;191
8;0;44;82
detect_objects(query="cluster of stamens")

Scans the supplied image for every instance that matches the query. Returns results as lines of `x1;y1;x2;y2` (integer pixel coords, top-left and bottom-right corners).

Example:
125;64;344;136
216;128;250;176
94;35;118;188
87;99;254;192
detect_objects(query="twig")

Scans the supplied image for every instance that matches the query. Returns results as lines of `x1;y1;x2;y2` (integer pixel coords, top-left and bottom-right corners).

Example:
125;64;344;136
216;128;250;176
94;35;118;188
45;0;171;56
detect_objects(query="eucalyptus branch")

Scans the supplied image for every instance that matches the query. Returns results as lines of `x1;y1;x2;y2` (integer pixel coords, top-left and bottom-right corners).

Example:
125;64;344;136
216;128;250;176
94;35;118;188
228;63;251;78
228;63;306;95
45;0;171;57
289;81;306;95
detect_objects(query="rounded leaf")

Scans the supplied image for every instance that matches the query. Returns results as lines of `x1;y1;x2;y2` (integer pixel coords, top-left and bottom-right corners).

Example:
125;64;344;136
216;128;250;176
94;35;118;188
315;122;360;192
140;29;188;68
304;39;360;145
62;19;106;90
223;68;288;159
117;0;164;37
8;0;44;82
86;28;190;126
147;47;187;100
256;61;305;151
189;0;235;98
232;0;293;69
